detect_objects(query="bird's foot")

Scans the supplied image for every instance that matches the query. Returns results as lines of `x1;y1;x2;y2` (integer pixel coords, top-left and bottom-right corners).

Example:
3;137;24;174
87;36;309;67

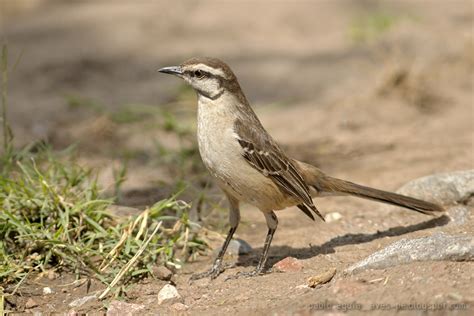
224;268;267;281
190;266;224;281
189;261;234;281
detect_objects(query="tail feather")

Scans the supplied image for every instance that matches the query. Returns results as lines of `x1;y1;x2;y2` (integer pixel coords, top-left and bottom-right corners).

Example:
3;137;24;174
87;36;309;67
319;176;445;215
295;161;445;215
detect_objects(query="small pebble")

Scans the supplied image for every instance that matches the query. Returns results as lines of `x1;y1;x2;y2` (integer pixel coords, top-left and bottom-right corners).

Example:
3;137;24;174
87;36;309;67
152;265;173;281
273;257;304;272
157;284;183;305
47;271;58;280
43;287;53;295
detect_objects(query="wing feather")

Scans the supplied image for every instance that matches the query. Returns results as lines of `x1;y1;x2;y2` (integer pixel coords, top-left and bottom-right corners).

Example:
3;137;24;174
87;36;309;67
235;121;324;221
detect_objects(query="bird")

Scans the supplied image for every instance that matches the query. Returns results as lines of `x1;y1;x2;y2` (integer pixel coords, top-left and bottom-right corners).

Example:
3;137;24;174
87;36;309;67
158;57;445;280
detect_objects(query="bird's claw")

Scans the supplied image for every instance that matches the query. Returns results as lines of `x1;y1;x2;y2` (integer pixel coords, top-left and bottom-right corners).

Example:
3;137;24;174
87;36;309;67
190;266;223;281
189;261;235;281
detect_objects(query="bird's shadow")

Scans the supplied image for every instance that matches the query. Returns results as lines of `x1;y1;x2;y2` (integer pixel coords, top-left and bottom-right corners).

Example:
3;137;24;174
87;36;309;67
236;215;451;268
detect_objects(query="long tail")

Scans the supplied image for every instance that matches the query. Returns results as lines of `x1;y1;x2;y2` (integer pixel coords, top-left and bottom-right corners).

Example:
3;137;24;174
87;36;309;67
296;161;445;215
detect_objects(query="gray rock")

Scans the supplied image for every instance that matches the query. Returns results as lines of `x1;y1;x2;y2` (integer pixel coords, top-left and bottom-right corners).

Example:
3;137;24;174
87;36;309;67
346;233;474;274
157;284;183;305
397;170;474;205
214;238;252;257
447;206;470;226
228;238;252;255
107;300;145;316
68;295;97;308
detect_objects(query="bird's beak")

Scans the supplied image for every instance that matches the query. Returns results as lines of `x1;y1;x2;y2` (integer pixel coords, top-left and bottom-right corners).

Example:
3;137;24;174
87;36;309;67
158;66;183;76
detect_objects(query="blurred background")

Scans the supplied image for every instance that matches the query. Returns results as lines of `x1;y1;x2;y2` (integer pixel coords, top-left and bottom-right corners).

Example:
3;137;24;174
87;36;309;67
0;0;472;212
1;1;473;312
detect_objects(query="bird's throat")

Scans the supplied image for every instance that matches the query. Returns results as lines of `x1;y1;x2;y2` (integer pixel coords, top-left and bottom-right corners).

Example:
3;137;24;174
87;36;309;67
198;88;224;101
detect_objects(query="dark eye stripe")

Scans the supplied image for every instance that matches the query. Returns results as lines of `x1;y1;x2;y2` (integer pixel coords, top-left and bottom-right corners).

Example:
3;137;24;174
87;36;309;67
186;70;221;79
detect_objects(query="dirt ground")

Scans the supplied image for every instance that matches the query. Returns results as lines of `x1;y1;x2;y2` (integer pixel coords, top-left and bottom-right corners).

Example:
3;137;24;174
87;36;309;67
1;0;473;314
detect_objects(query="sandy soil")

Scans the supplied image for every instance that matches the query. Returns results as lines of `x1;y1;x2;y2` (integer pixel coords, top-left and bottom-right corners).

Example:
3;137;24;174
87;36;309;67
1;0;473;314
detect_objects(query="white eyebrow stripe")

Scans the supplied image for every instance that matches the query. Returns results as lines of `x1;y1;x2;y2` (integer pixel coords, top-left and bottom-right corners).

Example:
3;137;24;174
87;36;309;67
189;64;229;79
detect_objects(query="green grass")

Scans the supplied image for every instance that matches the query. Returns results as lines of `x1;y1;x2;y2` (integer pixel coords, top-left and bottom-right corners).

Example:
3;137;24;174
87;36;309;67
66;94;105;114
0;45;208;298
349;12;398;43
0;151;205;287
0;146;196;281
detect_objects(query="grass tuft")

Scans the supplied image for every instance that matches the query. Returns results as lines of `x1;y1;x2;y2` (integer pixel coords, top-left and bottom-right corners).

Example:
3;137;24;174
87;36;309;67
0;145;205;289
0;45;207;298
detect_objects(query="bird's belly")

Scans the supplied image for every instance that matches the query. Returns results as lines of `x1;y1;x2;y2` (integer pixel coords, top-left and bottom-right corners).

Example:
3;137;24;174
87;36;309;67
197;125;294;211
218;159;293;210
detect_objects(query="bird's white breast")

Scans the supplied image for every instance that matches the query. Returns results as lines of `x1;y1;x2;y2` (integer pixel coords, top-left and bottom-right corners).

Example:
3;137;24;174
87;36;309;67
196;93;293;210
196;93;246;181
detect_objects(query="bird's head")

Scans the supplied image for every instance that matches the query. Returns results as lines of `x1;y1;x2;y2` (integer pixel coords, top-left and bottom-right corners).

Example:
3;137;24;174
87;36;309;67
159;57;240;100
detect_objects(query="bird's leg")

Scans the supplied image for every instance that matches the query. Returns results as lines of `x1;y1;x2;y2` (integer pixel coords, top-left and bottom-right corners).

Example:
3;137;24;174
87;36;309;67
226;211;278;280
190;226;237;280
190;195;240;280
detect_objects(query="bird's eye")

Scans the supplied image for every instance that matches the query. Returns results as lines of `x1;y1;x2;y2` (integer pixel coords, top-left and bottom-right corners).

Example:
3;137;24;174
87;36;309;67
194;70;204;79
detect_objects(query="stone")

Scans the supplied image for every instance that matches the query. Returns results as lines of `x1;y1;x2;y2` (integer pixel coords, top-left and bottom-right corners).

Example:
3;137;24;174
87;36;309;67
273;257;304;272
325;212;343;222
447;206;470;226
107;300;145;316
25;298;39;309
396;170;474;205
47;271;58;280
228;238;252;255
42;287;53;295
215;238;253;257
68;295;97;308
157;284;183;305
152;265;173;281
307;268;337;288
345;233;474;274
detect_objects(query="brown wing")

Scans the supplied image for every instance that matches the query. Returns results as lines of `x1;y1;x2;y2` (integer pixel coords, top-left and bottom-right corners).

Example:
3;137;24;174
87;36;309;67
234;119;324;221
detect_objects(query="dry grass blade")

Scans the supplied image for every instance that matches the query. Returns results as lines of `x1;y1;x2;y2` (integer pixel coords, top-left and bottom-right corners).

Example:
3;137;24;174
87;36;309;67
0;292;4;316
135;208;149;241
99;208;151;272
99;222;133;272
99;221;163;299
